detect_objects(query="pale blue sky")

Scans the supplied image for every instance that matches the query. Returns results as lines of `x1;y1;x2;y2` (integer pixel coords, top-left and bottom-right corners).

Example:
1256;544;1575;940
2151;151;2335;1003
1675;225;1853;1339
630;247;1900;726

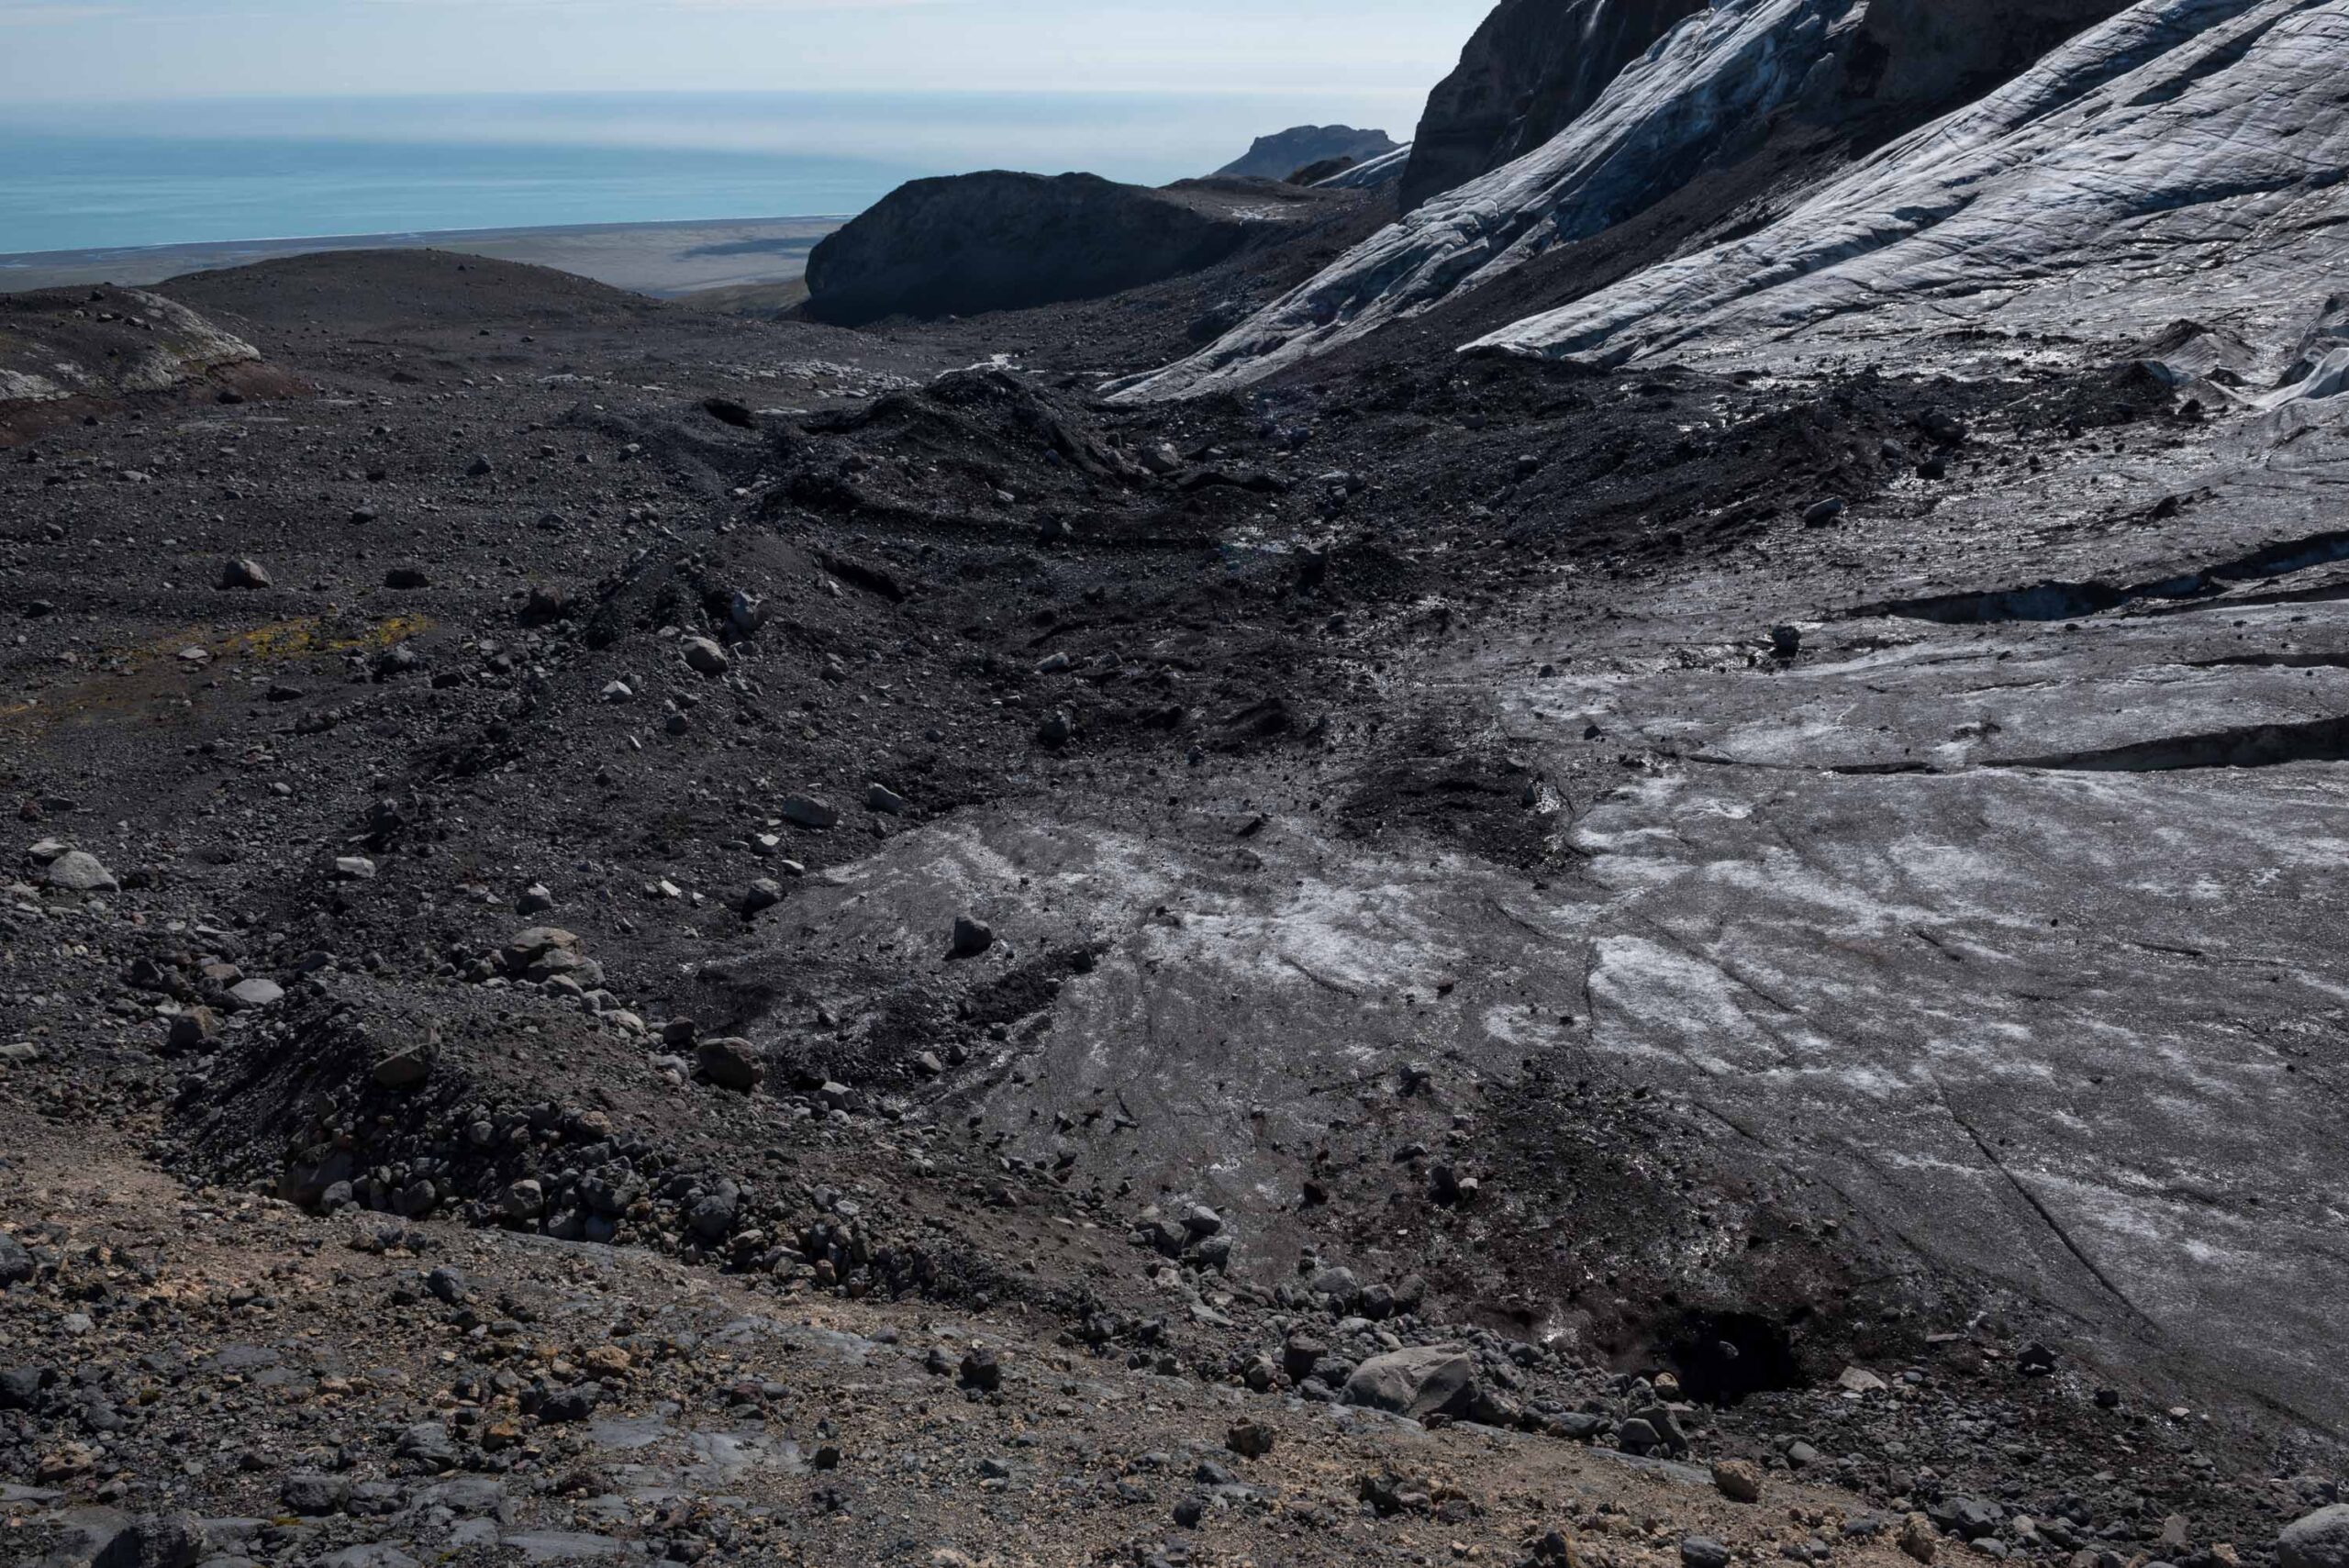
0;0;1491;108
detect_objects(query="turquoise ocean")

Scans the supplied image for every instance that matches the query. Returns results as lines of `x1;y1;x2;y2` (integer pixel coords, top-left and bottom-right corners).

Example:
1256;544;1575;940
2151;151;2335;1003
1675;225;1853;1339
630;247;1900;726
0;91;1418;256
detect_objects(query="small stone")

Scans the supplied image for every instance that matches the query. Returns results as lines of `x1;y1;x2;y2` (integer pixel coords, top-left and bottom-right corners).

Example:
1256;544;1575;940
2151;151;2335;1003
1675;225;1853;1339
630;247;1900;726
219;557;272;590
372;1043;432;1090
696;1037;763;1092
1682;1537;1731;1568
948;915;995;959
686;1192;736;1240
501;926;579;971
1712;1459;1763;1504
1770;624;1801;658
1946;1500;2005;1541
334;855;377;880
1226;1420;1275;1459
1802;497;1846;527
384;567;429;590
866;783;908;815
682;637;729;675
1036;710;1071;746
959;1346;1002;1390
36;1441;99;1483
743;877;784;914
501;1180;544;1223
780;794;838;828
1900;1514;1940;1564
729;588;767;635
282;1473;350;1515
225;976;284;1011
166;1007;219;1050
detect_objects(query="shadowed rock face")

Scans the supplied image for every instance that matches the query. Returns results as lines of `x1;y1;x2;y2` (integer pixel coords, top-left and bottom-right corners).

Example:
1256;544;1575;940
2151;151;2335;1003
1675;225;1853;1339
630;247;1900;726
1216;125;1400;181
803;171;1338;326
1854;0;2138;104
1400;0;1706;211
1397;0;2132;214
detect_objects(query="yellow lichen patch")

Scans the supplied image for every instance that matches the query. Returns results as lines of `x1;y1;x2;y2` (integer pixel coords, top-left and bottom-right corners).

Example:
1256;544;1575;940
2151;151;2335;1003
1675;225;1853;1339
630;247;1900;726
212;612;431;662
0;612;429;738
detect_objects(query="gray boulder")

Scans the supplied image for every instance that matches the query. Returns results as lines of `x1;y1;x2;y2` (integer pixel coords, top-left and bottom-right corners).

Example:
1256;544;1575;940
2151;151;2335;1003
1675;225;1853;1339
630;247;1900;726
2281;1506;2349;1568
1341;1345;1475;1418
696;1037;763;1093
0;1230;30;1286
44;850;117;892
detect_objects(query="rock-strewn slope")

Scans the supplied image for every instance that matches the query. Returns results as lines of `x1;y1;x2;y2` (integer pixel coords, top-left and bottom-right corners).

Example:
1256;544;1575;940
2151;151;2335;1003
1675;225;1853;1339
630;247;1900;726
803;172;1344;326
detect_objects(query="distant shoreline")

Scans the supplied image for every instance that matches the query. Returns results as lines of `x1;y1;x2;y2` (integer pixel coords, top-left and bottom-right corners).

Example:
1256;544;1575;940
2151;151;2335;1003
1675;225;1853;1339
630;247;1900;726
0;212;849;299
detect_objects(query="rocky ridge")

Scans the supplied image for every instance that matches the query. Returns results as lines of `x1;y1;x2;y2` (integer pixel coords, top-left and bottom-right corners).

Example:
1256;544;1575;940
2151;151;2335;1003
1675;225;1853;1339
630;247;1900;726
1216;125;1402;181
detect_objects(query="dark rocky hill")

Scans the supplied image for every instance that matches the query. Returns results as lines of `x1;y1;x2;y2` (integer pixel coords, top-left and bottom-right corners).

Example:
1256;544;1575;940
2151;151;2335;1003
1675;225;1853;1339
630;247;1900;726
802;170;1348;326
1216;124;1401;180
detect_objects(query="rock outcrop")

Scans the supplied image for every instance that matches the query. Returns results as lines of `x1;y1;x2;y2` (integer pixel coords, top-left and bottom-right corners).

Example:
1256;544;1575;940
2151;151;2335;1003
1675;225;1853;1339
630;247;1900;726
1217;125;1400;181
1399;0;1705;211
1853;0;2143;106
0;285;264;440
1471;0;2349;377
803;172;1341;326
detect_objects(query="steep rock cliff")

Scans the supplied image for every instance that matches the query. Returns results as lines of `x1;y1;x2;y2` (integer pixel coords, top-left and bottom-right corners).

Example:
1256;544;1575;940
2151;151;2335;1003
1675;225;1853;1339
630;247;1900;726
1400;0;1705;210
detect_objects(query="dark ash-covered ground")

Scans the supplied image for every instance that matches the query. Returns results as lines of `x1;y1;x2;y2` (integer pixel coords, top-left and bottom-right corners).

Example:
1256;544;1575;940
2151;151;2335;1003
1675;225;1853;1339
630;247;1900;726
2;235;2343;1566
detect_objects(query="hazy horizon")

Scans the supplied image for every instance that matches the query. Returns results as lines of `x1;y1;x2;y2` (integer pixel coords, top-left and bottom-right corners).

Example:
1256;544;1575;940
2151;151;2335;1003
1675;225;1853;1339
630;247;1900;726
0;0;1484;255
0;87;1434;255
0;0;1489;105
